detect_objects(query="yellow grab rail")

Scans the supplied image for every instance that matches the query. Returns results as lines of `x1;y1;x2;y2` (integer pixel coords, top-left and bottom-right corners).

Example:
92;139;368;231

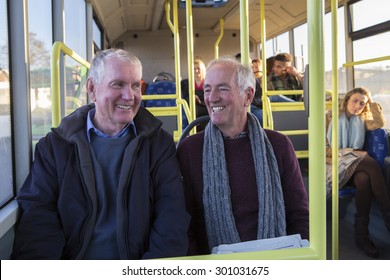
51;41;90;127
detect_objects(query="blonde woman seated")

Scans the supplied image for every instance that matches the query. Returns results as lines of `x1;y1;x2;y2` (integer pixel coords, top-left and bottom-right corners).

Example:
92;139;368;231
326;86;390;258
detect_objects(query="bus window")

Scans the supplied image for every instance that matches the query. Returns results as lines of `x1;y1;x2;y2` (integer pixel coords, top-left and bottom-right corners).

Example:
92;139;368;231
266;31;290;57
353;33;390;130
28;0;53;148
293;23;308;73
349;0;390;130
349;0;389;32
324;6;346;94
0;0;13;207
65;0;88;116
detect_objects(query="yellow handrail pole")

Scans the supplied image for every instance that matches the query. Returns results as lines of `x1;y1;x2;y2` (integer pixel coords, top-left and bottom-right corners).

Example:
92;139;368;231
51;42;62;127
185;0;196;125
214;18;224;59
239;0;250;66
51;41;90;127
308;0;326;259
173;0;183;136
165;0;174;33
343;55;390;67
165;0;183;138
260;0;270;128
331;0;340;260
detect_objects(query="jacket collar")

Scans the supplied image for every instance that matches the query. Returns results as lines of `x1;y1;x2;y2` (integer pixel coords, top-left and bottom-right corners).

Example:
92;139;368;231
52;104;162;142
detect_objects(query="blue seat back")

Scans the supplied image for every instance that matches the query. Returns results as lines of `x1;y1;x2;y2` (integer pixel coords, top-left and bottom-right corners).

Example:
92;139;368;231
144;80;188;128
364;128;389;167
144;80;176;107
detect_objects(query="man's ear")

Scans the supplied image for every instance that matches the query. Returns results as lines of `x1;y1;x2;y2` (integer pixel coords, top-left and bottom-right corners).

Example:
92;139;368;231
245;87;254;107
86;78;96;102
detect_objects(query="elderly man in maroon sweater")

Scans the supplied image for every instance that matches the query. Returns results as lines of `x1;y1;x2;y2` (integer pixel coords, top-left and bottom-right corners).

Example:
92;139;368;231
177;57;309;256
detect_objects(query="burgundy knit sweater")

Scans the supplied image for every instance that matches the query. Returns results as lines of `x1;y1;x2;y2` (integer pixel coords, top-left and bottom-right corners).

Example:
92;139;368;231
177;129;309;255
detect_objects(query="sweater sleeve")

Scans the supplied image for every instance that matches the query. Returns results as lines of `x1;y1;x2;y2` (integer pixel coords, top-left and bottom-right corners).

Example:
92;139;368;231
365;102;385;131
266;130;309;240
176;133;207;255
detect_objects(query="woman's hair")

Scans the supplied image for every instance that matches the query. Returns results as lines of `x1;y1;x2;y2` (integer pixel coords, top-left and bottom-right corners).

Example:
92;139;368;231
194;58;206;81
88;48;142;84
266;56;275;75
339;86;371;119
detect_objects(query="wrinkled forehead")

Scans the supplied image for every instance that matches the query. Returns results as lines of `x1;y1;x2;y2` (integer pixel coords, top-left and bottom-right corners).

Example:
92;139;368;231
205;63;236;84
103;57;142;80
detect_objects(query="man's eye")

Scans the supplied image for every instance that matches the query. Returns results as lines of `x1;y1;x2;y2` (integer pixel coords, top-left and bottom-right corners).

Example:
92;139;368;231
204;89;211;95
219;87;229;93
112;82;123;88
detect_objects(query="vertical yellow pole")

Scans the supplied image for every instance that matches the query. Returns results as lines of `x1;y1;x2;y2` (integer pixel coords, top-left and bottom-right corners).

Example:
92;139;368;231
51;42;62;127
259;0;270;128
239;0;250;66
186;0;196;123
214;19;224;59
331;0;340;260
308;0;327;259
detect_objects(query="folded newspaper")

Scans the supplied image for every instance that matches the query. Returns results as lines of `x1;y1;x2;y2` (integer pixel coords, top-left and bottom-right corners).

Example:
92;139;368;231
211;234;309;254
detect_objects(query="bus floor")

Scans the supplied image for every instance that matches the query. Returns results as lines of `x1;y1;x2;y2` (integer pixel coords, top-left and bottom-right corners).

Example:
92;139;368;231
326;208;390;260
298;159;390;260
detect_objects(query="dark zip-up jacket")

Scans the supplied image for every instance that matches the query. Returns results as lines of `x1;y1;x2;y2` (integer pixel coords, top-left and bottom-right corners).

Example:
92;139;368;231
12;104;190;259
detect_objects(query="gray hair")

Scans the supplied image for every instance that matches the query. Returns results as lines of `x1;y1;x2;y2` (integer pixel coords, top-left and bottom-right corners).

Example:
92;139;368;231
88;49;142;84
206;56;256;95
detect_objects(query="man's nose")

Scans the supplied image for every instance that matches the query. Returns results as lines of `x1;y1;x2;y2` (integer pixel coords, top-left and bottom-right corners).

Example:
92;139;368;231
122;86;134;100
208;89;220;102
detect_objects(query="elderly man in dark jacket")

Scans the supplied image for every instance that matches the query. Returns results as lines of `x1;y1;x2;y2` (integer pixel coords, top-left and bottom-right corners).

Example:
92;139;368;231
12;49;190;260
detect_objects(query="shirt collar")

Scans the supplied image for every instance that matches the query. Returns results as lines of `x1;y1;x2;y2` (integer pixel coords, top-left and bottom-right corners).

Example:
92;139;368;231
86;108;137;142
222;131;248;139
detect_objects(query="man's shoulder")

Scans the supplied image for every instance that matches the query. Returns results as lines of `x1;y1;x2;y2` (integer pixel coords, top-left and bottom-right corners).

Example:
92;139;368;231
177;131;204;152
264;128;287;139
263;129;292;149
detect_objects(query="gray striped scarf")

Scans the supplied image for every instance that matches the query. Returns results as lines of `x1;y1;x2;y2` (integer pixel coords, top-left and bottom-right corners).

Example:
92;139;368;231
202;113;286;250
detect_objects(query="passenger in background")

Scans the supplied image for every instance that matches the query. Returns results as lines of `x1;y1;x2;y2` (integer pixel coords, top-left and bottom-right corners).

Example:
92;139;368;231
12;49;189;260
266;56;275;76
234;54;263;125
267;52;302;101
251;58;263;79
326;87;390;258
181;58;208;130
177;57;309;255
250;58;264;125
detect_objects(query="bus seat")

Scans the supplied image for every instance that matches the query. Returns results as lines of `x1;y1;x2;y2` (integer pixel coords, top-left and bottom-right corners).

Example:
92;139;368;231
176;115;210;149
363;128;389;167
144;80;177;107
144;76;188;133
272;110;308;151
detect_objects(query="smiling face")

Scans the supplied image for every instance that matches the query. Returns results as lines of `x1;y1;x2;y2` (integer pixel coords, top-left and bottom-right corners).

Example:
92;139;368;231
345;92;368;118
194;63;202;79
87;56;142;136
203;62;252;138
